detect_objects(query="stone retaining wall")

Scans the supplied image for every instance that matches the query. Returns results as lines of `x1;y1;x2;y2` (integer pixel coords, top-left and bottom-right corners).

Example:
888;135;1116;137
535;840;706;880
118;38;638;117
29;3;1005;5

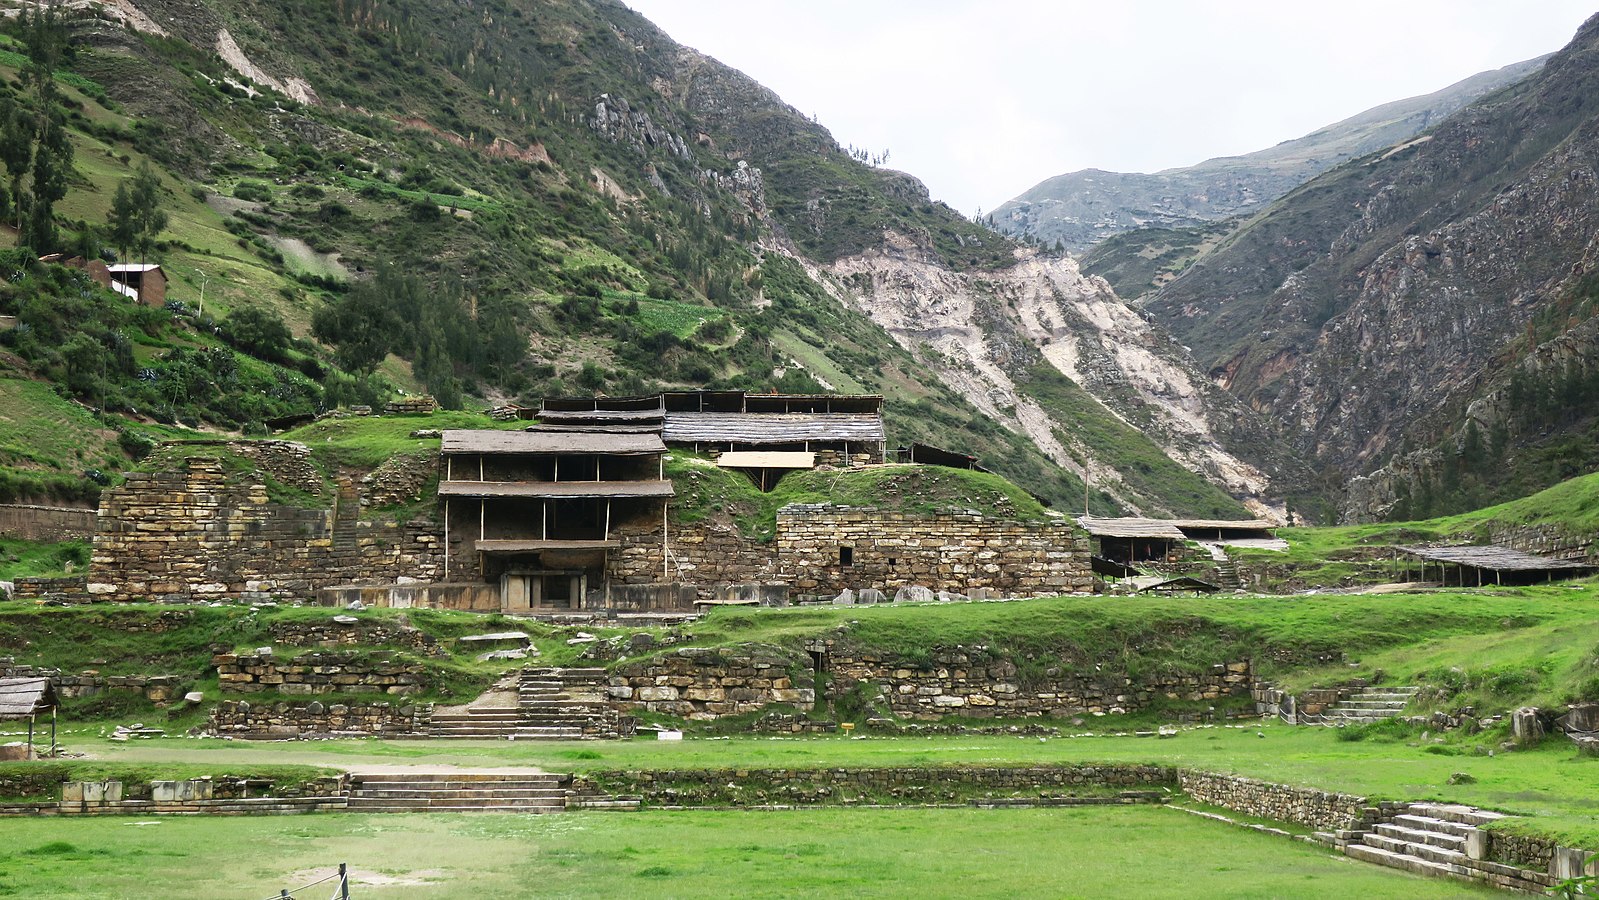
268;618;442;654
1489;523;1595;563
207;699;429;738
570;764;1175;807
10;576;87;601
777;506;1093;596
826;647;1252;719
0;503;96;541
214;651;427;695
89;451;447;603
1176;770;1380;832
607;648;814;720
0;662;183;705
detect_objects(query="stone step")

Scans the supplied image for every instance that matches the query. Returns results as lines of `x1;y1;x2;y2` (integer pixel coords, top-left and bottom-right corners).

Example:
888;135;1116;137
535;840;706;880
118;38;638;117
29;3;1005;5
1374;823;1467;851
1405;803;1506;828
1362;834;1468;866
345;803;563;813
352;773;564;784
1391;814;1475;838
352;788;566;800
1346;843;1470;880
1335;699;1410;709
566;797;641;811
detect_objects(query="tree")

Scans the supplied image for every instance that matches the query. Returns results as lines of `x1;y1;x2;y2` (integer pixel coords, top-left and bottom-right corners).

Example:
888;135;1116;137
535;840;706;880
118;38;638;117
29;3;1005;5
107;162;167;263
0;2;74;253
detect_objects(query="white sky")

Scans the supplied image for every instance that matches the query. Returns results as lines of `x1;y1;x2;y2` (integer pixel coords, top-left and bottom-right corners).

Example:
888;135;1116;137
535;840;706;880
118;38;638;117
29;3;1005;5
622;1;1597;214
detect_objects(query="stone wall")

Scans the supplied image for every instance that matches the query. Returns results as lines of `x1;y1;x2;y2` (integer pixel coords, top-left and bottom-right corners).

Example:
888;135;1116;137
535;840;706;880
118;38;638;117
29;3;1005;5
776;505;1092;596
89;450;447;603
826;646;1252;719
214;651;427;695
269;618;443;654
570;763;1175;807
608;522;777;594
319;582;500;612
607;647;814;720
1177;770;1380;832
0;658;184;704
207;699;430;739
0;503;96;541
10;576;87;601
1489;523;1595;563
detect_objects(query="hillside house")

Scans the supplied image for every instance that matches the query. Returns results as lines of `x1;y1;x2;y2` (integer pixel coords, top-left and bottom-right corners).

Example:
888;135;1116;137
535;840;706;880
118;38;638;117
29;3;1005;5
105;264;167;307
438;429;673;611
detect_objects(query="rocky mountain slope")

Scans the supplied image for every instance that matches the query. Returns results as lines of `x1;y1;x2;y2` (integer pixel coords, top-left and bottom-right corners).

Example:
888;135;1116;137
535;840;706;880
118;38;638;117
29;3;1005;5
0;0;1289;517
1141;13;1599;521
990;57;1545;255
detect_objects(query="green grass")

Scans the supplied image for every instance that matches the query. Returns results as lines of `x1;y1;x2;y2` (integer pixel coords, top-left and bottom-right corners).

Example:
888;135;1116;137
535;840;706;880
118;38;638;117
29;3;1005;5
0;378;125;494
667;455;1052;541
0;538;90;580
278;409;522;470
602;291;728;340
0;807;1497;898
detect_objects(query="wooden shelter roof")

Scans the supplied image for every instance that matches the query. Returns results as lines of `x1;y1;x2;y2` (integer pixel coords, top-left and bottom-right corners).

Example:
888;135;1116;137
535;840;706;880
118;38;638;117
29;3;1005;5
0;678;56;719
1400;545;1593;572
441;430;665;456
663;412;884;445
1076;517;1187;539
438;480;675;499
536;408;665;424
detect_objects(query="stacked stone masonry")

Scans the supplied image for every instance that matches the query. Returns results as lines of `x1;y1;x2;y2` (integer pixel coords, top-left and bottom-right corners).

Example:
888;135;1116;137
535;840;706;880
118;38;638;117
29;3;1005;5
0;659;183;704
214;651;427;695
608;648;814;720
1176;770;1376;832
0;503;96;541
89;451;447;602
208;699;429;739
776;506;1093;596
268;619;443;655
570;764;1175;807
827;649;1253;719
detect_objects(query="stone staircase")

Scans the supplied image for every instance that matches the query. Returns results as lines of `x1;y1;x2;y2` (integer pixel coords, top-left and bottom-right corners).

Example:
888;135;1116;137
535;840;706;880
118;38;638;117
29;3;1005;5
1211;559;1242;591
426;667;632;740
345;772;567;813
1334;803;1558;892
518;667;632;739
1320;685;1419;724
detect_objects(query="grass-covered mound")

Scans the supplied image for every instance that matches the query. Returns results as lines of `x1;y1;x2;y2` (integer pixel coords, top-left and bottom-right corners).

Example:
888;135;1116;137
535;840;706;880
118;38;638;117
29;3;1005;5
668;455;1053;541
672;586;1599;712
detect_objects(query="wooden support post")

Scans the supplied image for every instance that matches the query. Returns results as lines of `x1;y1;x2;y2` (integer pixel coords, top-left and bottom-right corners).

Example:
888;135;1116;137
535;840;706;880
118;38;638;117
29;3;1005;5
480;499;486;542
542;501;548;541
604;499;611;541
444;498;451;576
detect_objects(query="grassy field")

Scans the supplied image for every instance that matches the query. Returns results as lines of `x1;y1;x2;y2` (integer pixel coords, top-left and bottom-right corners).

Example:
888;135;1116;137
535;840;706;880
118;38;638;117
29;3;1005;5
0;807;1496;898
0;537;90;580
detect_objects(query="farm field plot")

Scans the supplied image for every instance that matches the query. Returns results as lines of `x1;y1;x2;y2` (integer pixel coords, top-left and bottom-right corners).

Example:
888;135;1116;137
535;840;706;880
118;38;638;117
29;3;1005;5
0;807;1496;899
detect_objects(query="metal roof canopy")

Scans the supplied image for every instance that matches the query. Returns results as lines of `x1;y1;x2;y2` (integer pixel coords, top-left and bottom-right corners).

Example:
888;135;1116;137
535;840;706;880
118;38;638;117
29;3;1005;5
899;442;984;471
540;395;665;413
0;678;56;720
523;423;664;434
1400;545;1594;572
474;539;621;552
441;430;665;455
438;480;675;499
716;451;817;469
663;412;885;444
1076;517;1187;540
1171;519;1278;534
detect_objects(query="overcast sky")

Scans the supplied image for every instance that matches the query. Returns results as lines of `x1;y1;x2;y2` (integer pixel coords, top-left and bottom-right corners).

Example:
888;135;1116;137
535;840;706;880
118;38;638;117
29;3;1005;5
623;1;1597;214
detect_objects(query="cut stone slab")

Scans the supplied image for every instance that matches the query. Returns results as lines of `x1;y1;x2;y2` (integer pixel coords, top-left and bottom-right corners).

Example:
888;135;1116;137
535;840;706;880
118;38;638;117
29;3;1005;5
333;615;359;625
478;648;530;662
459;632;532;646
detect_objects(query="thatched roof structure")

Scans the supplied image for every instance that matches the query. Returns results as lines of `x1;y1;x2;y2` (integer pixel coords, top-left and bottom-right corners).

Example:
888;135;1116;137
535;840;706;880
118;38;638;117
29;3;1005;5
0;678;56;720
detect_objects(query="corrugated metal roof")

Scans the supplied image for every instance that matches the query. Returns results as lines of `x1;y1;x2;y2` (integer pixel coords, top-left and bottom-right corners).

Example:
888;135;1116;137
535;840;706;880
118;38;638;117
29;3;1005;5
1400;545;1593;571
1076;517;1187;539
1171;519;1278;533
439;480;675;499
716;451;817;469
0;678;55;719
108;263;162;273
663;412;884;444
441;430;665;455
